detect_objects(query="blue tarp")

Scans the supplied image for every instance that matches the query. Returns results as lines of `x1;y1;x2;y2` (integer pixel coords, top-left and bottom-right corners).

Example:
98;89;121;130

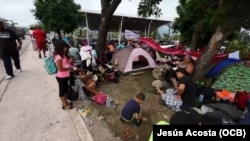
206;58;241;78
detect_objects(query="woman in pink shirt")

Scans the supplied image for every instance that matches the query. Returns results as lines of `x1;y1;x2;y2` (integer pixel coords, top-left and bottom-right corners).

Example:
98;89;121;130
54;40;74;110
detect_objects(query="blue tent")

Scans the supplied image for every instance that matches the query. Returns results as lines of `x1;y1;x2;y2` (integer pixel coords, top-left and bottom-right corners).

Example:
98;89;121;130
206;58;241;78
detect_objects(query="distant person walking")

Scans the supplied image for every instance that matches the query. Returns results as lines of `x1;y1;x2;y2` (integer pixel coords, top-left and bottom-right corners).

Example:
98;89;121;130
0;20;22;80
28;26;36;51
32;25;47;58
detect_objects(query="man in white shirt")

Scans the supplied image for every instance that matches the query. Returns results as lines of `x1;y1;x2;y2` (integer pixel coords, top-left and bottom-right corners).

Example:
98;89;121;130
29;27;36;51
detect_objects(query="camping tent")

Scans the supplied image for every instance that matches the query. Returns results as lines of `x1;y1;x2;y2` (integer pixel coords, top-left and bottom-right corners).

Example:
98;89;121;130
111;47;156;73
211;62;250;92
206;51;241;78
206;58;241;78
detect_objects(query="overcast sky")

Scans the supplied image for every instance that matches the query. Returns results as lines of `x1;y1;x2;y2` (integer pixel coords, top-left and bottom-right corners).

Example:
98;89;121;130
0;0;179;27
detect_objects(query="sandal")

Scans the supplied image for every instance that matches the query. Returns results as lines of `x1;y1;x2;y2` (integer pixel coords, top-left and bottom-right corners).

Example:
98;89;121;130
62;102;74;109
62;105;74;110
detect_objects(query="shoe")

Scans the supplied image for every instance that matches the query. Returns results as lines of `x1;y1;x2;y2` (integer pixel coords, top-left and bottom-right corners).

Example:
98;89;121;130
62;105;74;110
120;117;125;123
66;102;73;106
16;69;22;73
62;102;74;109
135;119;142;126
5;75;13;80
39;54;42;58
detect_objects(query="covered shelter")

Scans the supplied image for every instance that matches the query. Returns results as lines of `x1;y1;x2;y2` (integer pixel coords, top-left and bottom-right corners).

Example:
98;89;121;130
81;9;171;44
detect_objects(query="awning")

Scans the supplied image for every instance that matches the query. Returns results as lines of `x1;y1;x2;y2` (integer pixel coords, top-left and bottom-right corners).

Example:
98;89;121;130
81;9;171;32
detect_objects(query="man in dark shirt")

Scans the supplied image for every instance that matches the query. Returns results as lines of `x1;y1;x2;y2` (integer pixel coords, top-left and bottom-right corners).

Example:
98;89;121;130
172;68;197;110
0;21;22;79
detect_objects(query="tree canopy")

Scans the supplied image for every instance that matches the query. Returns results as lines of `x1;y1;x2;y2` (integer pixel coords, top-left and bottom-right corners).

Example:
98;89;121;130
173;0;217;50
33;0;83;38
138;0;250;80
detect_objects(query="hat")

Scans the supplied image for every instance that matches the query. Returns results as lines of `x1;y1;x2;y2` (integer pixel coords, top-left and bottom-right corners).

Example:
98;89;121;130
170;108;201;125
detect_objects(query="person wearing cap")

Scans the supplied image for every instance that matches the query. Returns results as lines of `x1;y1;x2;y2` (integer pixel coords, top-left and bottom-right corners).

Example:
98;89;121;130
0;20;22;79
172;68;197;109
159;68;197;110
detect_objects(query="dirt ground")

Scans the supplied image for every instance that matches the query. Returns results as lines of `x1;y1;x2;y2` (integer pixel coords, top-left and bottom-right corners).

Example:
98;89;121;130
90;70;175;141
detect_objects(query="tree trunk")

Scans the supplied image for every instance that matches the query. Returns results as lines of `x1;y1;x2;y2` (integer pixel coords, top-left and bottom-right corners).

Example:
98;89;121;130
96;15;109;59
190;30;198;51
57;30;62;39
96;0;121;60
193;25;233;81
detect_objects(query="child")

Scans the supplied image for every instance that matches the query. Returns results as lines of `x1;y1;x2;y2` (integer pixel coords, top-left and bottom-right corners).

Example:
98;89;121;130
120;93;148;126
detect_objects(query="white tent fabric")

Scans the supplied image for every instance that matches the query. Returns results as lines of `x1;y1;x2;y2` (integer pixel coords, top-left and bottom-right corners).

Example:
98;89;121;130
111;47;156;73
228;50;240;60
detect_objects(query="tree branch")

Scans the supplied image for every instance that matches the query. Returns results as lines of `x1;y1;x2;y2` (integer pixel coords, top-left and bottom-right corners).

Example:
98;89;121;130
218;0;224;10
108;0;121;17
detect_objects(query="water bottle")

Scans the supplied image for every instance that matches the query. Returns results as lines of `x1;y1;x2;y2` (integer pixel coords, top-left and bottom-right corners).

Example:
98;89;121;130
198;94;204;103
106;96;111;108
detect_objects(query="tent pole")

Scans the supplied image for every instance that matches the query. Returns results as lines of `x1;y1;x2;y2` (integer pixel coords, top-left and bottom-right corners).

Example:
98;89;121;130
147;20;152;37
118;17;123;45
85;12;90;45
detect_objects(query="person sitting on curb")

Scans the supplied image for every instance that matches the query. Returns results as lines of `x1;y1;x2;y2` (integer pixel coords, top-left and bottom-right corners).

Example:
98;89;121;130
120;93;148;126
68;56;98;99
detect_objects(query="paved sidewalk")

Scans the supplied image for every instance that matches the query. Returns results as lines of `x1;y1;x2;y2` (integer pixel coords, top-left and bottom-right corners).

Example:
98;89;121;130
0;44;93;141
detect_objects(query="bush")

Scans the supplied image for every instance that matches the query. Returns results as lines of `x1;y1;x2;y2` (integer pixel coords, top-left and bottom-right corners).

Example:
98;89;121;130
226;40;250;60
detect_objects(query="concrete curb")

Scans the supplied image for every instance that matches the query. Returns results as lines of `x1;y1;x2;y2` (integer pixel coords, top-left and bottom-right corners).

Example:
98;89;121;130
75;101;121;141
69;109;94;141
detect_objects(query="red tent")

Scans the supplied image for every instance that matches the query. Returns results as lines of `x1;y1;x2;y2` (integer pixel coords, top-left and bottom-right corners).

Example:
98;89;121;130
139;37;186;56
139;37;228;64
185;51;228;63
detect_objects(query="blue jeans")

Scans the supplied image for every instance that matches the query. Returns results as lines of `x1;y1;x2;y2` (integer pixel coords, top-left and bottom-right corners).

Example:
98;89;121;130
2;50;21;76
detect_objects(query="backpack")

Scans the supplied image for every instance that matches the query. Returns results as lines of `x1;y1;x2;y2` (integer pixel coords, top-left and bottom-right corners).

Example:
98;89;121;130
197;86;216;100
93;92;107;105
234;91;250;110
44;56;57;75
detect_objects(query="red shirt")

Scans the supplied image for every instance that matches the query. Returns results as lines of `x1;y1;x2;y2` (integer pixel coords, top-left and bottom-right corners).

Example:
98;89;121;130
33;29;46;43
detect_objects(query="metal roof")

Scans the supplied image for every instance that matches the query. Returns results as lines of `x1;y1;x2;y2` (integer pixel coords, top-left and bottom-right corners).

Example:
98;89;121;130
81;9;171;32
